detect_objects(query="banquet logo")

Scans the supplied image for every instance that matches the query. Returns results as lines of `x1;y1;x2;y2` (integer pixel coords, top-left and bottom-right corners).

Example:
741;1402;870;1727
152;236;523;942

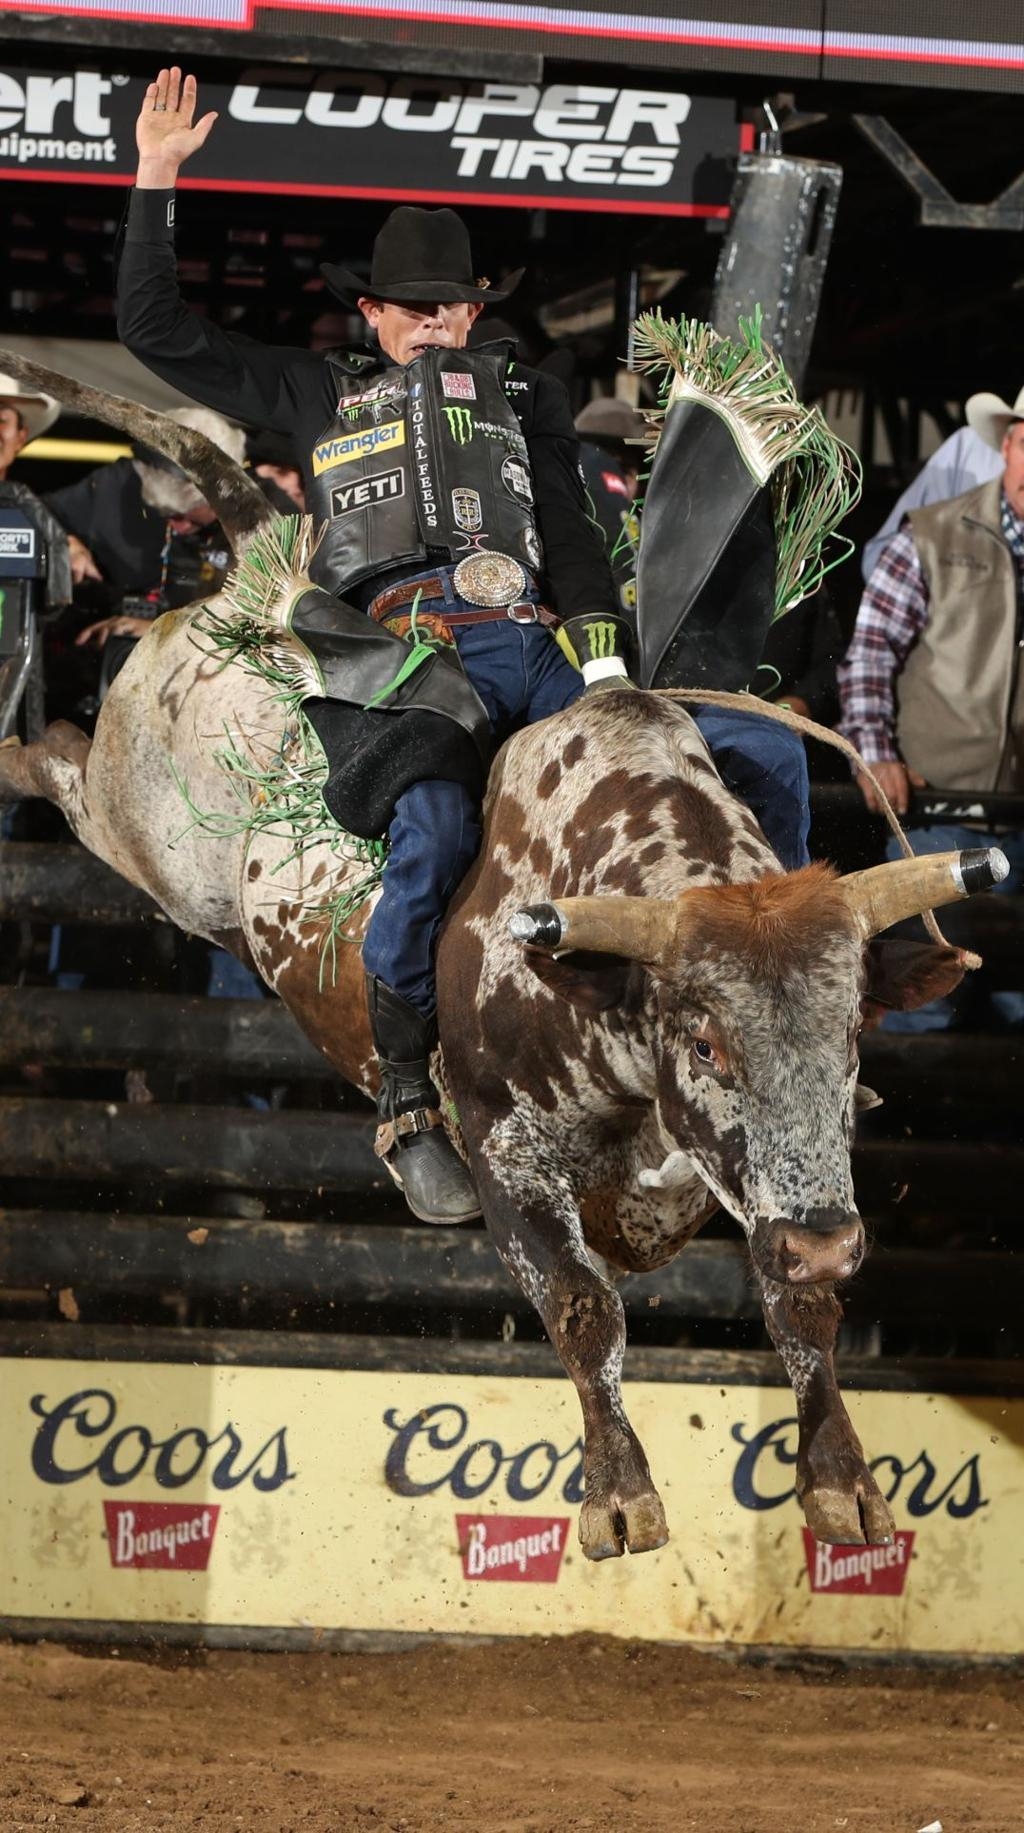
105;1501;220;1571
457;1513;568;1583
803;1528;914;1596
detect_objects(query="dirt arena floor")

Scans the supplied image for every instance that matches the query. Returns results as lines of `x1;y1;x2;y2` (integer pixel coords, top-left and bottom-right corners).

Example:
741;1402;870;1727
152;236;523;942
0;1634;1020;1832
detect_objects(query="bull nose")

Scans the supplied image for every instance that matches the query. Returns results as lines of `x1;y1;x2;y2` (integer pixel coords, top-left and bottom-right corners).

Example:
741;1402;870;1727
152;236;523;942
774;1217;864;1285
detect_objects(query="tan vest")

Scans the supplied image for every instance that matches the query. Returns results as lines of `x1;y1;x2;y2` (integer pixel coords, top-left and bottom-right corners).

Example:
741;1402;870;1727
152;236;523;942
902;479;1024;791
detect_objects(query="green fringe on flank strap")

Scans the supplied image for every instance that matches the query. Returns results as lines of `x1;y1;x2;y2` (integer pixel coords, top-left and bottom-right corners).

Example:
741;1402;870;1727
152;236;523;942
170;715;387;989
176;547;389;987
220;513;320;623
631;306;861;619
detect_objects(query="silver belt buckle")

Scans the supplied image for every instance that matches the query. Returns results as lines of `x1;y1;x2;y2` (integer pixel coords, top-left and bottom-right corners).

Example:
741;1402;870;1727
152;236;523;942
452;551;527;608
507;601;538;624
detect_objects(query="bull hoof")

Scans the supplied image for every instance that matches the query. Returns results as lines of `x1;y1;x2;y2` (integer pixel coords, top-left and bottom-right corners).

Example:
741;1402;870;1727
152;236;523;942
801;1473;895;1546
579;1489;669;1562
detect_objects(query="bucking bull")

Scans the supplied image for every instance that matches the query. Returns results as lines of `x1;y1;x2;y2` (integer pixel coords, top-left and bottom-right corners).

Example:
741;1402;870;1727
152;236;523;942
1;355;1006;1561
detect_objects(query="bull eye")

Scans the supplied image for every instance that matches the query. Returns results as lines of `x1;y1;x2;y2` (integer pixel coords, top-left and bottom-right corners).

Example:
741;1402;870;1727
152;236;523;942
692;1038;716;1066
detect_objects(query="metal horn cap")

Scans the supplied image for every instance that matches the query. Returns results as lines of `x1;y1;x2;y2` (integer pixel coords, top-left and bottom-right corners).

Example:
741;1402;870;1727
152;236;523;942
509;904;566;947
952;847;1010;895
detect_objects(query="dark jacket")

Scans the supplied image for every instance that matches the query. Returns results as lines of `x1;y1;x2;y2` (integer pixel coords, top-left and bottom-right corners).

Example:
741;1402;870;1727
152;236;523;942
578;441;639;618
115;189;616;624
757;590;844;726
46;461;298;605
45;457;166;594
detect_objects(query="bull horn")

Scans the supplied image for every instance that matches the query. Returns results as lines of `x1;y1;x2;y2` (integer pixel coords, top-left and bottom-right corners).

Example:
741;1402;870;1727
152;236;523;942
0;347;272;554
838;847;1009;939
509;895;677;963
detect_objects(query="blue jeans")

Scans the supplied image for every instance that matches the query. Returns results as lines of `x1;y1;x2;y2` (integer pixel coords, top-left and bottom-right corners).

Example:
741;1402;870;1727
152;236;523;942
363;613;582;1011
691;707;810;873
882;824;1024;1031
363;608;811;1011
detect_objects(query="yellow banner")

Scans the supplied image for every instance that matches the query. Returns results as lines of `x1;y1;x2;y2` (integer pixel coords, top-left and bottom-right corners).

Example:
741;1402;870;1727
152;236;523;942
311;420;405;474
1;1359;1020;1655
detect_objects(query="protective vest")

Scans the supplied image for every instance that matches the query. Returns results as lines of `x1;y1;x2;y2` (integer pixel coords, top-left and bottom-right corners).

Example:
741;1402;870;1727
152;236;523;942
306;343;543;598
904;479;1024;791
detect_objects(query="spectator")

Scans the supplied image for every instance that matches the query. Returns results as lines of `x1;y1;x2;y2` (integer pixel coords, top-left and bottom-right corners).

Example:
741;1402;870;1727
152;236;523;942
860;394;1014;581
245;429;305;511
0;371;72;617
47;405;249;607
838;382;1024;1029
574;397;649;617
0;371;60;481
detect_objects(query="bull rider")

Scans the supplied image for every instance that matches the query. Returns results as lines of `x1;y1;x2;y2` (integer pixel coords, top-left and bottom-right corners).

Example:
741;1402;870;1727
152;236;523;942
115;66;811;1225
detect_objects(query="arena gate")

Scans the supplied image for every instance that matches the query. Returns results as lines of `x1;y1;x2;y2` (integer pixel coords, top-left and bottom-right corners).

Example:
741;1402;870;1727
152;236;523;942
0;800;1022;1659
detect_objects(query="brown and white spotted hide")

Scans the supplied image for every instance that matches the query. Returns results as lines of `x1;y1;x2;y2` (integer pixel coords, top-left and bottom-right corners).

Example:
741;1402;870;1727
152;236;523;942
438;686;898;1560
440;688;865;1286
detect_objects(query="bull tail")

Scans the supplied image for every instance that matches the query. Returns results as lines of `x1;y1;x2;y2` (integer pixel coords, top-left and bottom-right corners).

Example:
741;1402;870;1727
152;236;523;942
0;347;274;553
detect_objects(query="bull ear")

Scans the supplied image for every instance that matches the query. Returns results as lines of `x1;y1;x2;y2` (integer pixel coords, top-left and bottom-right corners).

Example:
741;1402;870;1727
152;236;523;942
861;938;968;1030
525;947;630;1013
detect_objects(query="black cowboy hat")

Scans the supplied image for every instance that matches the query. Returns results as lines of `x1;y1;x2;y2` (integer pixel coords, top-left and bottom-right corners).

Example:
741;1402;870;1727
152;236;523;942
321;205;523;309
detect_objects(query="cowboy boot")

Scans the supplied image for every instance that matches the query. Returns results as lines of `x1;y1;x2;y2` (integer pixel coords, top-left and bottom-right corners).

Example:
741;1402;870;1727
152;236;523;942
366;974;481;1225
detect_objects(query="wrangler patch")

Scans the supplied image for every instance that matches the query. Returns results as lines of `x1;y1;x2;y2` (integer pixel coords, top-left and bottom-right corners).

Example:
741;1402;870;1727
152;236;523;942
312;422;404;475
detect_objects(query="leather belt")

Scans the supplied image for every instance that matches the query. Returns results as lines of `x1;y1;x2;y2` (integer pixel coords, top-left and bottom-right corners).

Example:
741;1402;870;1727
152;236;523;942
369;574;560;630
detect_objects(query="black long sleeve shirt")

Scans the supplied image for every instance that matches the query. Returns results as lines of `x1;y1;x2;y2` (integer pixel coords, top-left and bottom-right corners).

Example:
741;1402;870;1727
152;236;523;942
46;458;166;592
115;189;617;622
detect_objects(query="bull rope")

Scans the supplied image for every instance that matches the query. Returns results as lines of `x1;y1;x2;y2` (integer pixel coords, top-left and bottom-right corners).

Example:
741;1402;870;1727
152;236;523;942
655;687;977;964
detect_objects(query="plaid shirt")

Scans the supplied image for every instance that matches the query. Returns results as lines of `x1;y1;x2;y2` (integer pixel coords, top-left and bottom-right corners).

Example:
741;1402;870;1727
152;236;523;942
838;489;1024;764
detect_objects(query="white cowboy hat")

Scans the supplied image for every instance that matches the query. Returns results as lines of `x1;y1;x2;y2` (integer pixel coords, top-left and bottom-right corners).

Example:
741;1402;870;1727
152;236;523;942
0;371;60;440
965;384;1024;452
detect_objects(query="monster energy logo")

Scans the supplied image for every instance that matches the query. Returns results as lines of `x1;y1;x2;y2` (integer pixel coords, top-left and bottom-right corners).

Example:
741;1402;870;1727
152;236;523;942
582;620;618;659
443;406;474;446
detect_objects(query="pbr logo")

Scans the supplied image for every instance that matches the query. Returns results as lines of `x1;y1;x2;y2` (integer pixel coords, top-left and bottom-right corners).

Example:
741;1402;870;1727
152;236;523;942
451;486;482;534
331;468;404;517
336;380;403;413
443;406;474;446
442;372;476;401
312;421;404;476
105;1501;220;1572
803;1528;915;1597
457;1513;569;1583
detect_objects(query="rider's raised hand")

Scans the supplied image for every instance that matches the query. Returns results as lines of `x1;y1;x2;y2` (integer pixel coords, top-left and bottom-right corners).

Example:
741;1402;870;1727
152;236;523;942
136;68;217;186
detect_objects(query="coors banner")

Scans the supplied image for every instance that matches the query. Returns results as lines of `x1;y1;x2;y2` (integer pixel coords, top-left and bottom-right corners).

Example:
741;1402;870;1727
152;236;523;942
0;63;738;214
